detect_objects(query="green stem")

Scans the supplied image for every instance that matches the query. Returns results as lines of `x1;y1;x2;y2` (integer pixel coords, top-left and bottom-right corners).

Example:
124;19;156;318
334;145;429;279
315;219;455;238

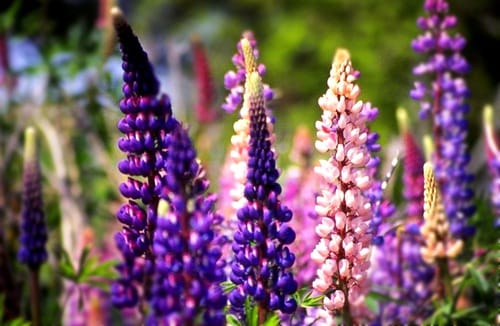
437;258;453;303
28;268;41;326
341;286;352;326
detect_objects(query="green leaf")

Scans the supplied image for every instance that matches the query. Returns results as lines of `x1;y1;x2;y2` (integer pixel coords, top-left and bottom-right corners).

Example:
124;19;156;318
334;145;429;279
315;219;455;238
301;293;324;308
221;281;237;294
77;246;92;275
5;317;31;326
79;257;118;282
469;268;489;293
0;0;22;31
263;313;280;326
226;314;243;326
58;249;77;281
245;297;258;326
451;306;481;320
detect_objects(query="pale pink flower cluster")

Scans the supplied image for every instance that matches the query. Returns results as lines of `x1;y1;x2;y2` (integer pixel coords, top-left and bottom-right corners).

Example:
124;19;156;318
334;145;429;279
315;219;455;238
311;49;374;321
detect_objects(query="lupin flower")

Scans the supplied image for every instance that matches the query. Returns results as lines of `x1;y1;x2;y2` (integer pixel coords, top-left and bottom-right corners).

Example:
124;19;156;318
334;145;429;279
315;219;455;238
191;34;219;123
420;162;463;264
410;0;475;239
228;71;298;321
370;126;434;324
219;34;277;236
397;107;425;219
221;30;273;114
110;7;179;309
18;127;47;269
147;124;227;325
311;49;373;324
483;105;500;227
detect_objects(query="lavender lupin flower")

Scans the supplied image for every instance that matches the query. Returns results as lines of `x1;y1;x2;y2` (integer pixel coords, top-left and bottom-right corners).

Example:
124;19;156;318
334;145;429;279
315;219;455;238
228;71;298;321
410;0;475;238
17;127;48;269
110;7;179;309
147;124;227;325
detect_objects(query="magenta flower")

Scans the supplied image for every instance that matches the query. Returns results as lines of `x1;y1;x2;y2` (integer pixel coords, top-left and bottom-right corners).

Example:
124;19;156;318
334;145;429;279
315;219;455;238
311;49;374;324
191;35;219;123
483;105;500;227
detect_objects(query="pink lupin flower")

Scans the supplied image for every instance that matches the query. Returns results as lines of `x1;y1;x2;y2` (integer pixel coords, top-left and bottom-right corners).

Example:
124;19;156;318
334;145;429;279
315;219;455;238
311;49;374;324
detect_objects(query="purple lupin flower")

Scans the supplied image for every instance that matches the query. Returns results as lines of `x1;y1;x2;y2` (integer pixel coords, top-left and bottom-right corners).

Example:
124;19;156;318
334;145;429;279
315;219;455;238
370;108;434;325
410;0;475;239
228;70;298;322
17;127;48;269
17;126;47;326
147;124;227;325
483;105;500;227
110;7;179;309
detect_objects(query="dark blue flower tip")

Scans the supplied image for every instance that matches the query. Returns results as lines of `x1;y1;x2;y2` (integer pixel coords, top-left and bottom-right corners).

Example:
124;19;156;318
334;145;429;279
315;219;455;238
111;279;139;309
281;296;298;314
277;248;295;269
277;225;295;244
406;222;421;235
371;235;384;246
207;285;227;309
269;293;281;311
244;183;256;200
277;272;298;294
229;287;246;308
117;202;147;230
277;208;292;223
244;279;257;296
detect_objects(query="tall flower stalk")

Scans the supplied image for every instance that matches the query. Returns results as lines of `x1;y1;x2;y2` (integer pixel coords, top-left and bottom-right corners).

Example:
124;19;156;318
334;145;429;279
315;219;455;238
17;126;47;326
148;124;227;325
311;49;374;325
410;0;475;239
228;71;298;323
110;7;179;312
421;162;463;302
218;33;277;253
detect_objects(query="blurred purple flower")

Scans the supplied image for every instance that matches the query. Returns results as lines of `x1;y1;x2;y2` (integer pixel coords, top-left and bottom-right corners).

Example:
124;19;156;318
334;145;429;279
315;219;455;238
147;124;227;325
17;127;48;270
410;0;475;239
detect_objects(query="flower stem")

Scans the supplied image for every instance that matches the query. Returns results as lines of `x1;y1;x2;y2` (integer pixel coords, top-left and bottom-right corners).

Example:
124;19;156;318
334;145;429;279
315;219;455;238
341;285;353;326
437;257;453;303
29;268;41;326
